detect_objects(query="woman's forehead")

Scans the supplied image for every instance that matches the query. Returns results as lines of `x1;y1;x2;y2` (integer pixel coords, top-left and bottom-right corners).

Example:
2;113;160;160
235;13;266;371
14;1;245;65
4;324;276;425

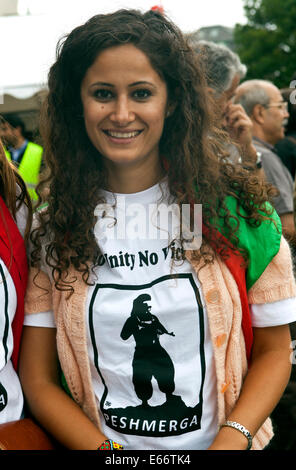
82;44;166;87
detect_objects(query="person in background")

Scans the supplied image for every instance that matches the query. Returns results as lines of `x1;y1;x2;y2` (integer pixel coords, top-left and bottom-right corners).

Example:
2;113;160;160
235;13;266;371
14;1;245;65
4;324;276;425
186;38;262;172
0;113;43;201
19;9;296;451
235;79;295;248
0;123;32;425
275;88;296;180
235;81;296;451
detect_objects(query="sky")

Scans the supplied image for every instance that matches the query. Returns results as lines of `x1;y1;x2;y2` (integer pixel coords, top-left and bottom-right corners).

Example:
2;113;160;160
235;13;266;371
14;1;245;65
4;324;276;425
0;0;247;94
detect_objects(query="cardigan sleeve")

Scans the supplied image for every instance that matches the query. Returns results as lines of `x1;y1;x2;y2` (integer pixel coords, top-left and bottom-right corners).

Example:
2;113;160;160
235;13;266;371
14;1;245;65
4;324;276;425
247;236;296;304
24;210;54;315
24;267;53;314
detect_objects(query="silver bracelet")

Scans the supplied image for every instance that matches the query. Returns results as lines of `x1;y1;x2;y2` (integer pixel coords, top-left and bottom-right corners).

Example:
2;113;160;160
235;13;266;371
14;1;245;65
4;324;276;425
221;420;253;450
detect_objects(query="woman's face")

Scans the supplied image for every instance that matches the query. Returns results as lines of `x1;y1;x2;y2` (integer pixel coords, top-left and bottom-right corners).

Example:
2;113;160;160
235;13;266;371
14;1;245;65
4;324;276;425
80;44;168;173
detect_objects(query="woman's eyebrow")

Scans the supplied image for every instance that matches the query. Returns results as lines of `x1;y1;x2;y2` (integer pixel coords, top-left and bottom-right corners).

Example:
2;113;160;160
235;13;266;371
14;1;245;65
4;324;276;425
128;81;156;88
90;81;114;88
89;80;156;88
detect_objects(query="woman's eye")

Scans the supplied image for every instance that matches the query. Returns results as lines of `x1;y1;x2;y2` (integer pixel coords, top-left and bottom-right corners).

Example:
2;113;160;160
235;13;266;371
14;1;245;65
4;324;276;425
133;89;152;100
94;89;113;100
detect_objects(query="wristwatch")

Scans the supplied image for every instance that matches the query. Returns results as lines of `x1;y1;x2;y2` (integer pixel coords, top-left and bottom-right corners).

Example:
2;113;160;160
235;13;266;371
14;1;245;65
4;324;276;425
243;151;262;171
255;151;262;169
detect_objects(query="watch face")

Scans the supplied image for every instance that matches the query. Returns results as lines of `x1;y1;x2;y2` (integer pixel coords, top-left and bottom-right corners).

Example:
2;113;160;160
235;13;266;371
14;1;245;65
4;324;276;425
256;151;262;168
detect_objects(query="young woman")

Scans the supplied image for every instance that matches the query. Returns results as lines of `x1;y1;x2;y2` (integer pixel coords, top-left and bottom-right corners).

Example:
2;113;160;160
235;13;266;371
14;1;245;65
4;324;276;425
0;130;32;424
19;9;296;450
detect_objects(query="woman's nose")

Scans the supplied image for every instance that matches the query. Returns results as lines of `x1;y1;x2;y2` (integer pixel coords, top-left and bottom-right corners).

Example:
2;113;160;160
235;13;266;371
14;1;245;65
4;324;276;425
110;96;135;125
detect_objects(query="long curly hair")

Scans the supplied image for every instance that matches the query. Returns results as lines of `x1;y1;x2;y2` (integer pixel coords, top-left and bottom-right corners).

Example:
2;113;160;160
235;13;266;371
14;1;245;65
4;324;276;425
0;134;32;242
32;9;277;292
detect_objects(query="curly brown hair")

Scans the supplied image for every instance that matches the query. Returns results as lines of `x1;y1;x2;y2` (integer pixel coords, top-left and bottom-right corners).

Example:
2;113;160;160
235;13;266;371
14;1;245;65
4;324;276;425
0;134;32;241
31;9;277;292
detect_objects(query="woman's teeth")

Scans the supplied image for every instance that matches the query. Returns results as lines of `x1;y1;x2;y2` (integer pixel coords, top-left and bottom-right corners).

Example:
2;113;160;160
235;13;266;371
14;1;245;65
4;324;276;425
106;130;141;138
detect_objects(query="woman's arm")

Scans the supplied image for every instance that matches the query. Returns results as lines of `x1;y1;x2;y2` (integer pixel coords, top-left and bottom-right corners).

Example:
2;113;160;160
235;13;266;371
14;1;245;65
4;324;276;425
208;324;292;450
19;326;107;450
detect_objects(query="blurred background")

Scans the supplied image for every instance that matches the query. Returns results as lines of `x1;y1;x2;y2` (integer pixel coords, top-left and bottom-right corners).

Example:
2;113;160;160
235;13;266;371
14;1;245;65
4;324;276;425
1;0;295;138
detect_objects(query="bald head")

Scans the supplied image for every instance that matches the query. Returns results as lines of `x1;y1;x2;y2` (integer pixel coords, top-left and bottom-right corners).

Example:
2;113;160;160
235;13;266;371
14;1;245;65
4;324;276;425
234;79;289;145
234;80;276;116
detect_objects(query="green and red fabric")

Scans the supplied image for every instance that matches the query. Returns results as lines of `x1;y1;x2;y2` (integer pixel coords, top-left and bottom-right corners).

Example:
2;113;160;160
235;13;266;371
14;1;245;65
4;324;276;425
0;196;28;369
205;196;282;362
164;151;282;362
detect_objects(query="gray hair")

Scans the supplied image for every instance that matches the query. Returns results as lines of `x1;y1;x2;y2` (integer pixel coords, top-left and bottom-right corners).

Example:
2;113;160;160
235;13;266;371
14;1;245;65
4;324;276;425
234;79;273;116
186;38;247;95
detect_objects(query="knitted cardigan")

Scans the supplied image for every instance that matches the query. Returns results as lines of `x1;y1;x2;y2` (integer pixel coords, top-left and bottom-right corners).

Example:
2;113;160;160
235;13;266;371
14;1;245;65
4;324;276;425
24;236;296;450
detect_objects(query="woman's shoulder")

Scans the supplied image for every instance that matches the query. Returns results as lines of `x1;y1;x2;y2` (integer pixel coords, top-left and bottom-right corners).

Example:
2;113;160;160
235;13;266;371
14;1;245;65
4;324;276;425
217;195;282;289
221;194;281;232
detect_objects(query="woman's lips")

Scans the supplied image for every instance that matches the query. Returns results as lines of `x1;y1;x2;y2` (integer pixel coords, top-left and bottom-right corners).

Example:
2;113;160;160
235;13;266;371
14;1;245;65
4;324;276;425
103;129;143;142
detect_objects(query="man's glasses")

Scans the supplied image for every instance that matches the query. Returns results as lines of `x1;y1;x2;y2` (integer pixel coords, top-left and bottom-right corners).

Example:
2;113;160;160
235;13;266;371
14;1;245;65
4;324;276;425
264;101;288;111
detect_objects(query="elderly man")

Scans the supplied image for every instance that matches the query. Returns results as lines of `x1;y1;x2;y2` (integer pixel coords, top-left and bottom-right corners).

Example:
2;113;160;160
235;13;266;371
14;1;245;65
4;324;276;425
187;39;261;169
235;79;295;244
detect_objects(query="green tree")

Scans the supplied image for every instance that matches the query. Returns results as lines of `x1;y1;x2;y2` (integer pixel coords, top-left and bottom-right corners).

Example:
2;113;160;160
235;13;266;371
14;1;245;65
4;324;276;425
234;0;296;88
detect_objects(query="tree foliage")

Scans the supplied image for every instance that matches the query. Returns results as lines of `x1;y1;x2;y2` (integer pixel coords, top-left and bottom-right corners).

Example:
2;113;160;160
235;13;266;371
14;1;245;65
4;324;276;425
234;0;296;88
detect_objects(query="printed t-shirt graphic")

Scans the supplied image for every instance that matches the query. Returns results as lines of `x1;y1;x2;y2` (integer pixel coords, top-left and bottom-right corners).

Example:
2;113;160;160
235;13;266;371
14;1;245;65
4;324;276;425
0;262;24;423
86;180;218;449
120;293;176;407
89;274;206;437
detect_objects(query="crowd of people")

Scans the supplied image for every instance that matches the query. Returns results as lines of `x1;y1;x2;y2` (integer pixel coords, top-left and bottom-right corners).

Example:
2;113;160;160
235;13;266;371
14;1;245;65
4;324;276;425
0;7;296;451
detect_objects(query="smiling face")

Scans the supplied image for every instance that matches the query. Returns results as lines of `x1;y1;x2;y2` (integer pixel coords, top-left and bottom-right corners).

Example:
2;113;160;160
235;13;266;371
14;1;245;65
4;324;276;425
80;44;169;184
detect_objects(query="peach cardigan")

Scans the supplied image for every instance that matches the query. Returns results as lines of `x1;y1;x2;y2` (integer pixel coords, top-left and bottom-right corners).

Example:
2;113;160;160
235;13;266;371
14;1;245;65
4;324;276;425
25;237;296;450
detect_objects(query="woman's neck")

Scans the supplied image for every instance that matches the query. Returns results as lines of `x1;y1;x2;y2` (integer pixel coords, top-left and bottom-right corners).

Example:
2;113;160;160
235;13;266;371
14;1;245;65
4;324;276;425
105;158;165;194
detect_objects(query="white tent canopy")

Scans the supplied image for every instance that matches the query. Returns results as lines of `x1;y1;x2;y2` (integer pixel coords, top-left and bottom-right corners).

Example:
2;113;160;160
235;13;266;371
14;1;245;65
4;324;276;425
0;0;18;16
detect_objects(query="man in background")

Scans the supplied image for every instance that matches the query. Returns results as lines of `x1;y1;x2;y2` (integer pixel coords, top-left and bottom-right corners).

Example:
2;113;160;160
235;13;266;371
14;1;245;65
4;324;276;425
235;79;295;245
0;113;43;201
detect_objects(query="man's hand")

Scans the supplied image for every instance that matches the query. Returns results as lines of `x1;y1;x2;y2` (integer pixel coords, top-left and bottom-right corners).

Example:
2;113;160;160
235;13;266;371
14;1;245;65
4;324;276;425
224;103;257;164
225;103;253;145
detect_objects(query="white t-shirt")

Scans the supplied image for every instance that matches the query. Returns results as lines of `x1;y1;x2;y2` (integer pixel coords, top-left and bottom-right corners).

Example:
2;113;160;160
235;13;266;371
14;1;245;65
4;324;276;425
24;180;296;449
0;201;28;424
86;182;219;450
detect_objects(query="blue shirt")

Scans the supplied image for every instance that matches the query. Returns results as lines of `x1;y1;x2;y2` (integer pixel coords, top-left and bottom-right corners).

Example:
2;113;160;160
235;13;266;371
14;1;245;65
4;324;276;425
8;140;28;164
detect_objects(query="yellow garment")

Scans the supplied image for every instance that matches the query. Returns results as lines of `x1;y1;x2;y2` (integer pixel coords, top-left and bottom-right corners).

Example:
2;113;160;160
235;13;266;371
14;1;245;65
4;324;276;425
5;142;43;200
